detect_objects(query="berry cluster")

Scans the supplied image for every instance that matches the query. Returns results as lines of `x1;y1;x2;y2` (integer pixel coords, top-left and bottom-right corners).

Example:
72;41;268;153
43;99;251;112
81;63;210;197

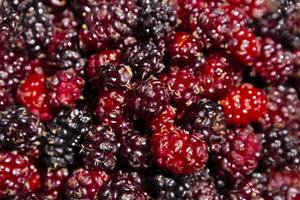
0;0;299;199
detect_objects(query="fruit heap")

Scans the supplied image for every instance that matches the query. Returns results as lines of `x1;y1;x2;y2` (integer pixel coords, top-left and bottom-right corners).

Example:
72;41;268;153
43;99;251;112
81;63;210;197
0;0;299;199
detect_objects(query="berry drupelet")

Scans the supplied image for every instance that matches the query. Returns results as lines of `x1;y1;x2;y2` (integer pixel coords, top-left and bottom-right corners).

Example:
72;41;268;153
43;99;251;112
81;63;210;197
220;83;267;125
80;0;138;52
128;77;170;120
81;125;119;171
150;104;176;133
0;107;45;159
261;128;300;170
66;168;110;200
225;179;264;200
124;41;165;79
42;107;93;169
99;170;149;200
120;134;151;170
151;128;208;174
0;151;41;198
161;68;202;108
46;30;86;76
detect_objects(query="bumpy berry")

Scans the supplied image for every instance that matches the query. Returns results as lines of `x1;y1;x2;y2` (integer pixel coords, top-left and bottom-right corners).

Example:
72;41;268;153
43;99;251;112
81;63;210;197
0;50;30;92
80;0;138;51
42;107;93;169
258;85;299;130
150;104;176;132
252;37;294;84
52;9;78;33
228;28;261;66
0;151;41;198
120;134;151;170
226;179;264;200
46;30;86;76
227;0;268;19
136;0;177;46
212;127;262;180
81;126;119;171
128;77;170;120
261;128;300;170
183;99;226;142
96;89;133;135
66;168;110;200
17;72;53;121
0;107;45;158
11;193;42;200
86;49;121;83
42;168;69;200
221;4;251;29
220;83;267;125
47;69;85;108
197;52;243;100
167;32;203;65
99;171;148;200
99;63;133;88
161;68;201;108
124;41;165;79
0;88;12;110
151;128;208;174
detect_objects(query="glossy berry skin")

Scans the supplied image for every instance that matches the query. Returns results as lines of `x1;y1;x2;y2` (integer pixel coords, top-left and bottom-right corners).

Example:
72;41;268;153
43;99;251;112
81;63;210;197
227;0;268;19
161;68;201;108
96;89;133;135
81;126;119;171
259;85;299;130
128;77;170;120
86;49;121;83
0;151;41;198
167;32;203;65
99;64;133;88
17;72;53;121
66;168;110;200
151;128;208;174
42;168;69;200
150;104;176;132
221;4;251;29
228;28;261;66
197;53;243;100
226;179;264;200
253;37;294;84
47;69;85;108
212;127;262;180
220;83;267;125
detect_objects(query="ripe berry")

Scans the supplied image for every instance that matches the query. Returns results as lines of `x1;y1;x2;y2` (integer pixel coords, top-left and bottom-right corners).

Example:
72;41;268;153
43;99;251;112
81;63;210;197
128;77;170;120
228;28;261;66
150;104;176;133
220;83;267;125
151;128;208;174
212;127;262;180
167;32;203;65
226;179;264;200
81;126;119;171
96;89;133;135
252;37;294;84
197;53;243;100
66;168;110;200
17;72;53;121
47;69;85;108
227;0;268;19
0;151;41;198
161;68;201;108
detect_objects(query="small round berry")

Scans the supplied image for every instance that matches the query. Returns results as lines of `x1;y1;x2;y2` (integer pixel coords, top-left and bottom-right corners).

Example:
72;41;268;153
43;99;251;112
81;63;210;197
150;104;176;132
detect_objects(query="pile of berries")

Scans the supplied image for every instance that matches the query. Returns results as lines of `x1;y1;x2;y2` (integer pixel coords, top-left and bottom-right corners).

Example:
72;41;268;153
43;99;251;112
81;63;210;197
0;0;300;199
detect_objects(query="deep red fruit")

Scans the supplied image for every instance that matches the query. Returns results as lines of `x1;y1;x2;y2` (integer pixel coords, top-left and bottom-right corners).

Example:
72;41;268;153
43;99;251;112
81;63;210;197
258;85;299;130
253;37;294;84
47;69;85;108
17;72;53;121
42;168;69;200
197;52;243;100
226;179;264;200
150;104;176;133
151;128;208;174
86;49;121;83
228;28;261;66
221;4;251;29
220;83;267;125
161;68;201;108
52;9;78;33
213;127;262;180
0;151;41;198
96;89;133;135
167;32;203;65
227;0;268;19
66;168;110;200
